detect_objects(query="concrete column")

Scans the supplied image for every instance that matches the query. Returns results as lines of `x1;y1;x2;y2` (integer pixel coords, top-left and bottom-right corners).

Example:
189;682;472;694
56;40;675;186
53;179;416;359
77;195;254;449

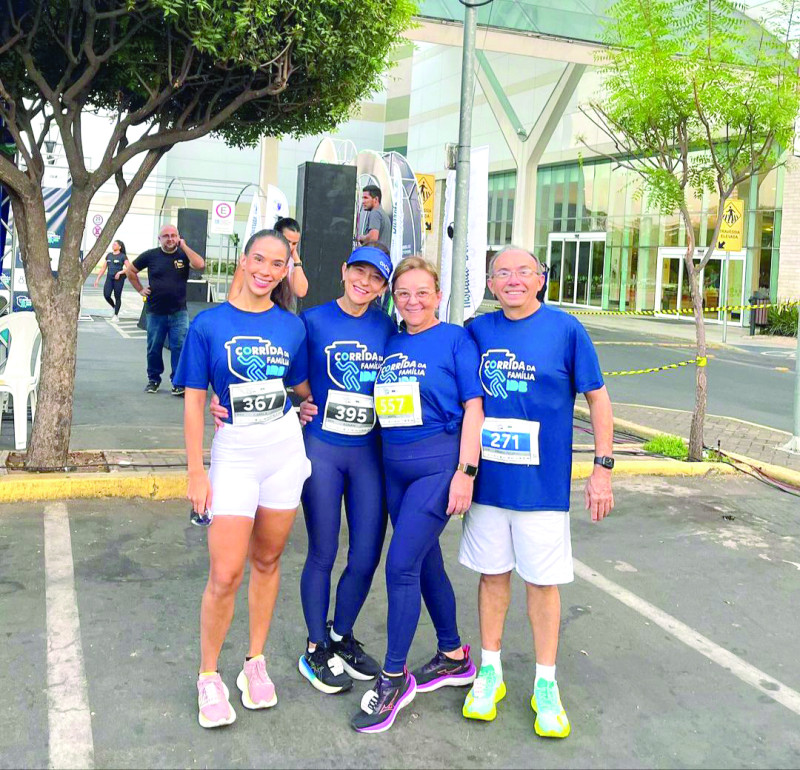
778;157;800;300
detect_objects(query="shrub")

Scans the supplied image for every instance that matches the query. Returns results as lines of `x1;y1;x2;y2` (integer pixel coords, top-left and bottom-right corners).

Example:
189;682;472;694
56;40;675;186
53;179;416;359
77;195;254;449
642;434;689;460
765;304;798;337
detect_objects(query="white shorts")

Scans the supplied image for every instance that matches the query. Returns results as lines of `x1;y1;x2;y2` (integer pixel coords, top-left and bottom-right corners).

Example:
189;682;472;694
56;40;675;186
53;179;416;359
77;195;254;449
458;503;573;585
208;411;311;518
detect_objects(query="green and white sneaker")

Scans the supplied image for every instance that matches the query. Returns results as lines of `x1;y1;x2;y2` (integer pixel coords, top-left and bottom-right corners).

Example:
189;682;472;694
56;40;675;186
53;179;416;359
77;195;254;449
530;678;570;738
462;664;506;722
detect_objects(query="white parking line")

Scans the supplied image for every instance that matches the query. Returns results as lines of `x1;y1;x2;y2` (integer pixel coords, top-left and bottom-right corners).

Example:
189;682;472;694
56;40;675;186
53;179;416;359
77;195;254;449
44;502;94;769
574;559;800;718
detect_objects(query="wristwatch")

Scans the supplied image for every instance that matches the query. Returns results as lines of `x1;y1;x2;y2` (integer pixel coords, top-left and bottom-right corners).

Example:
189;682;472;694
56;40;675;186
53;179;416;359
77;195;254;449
594;456;615;470
456;462;479;478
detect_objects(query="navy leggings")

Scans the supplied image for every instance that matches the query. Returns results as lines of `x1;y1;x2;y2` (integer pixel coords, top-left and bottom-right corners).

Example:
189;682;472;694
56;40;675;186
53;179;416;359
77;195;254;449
300;432;388;645
383;431;462;674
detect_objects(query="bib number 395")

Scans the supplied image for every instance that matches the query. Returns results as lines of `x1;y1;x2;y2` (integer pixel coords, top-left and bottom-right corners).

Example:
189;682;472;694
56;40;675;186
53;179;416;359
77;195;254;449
322;391;376;436
480;417;540;465
230;378;286;426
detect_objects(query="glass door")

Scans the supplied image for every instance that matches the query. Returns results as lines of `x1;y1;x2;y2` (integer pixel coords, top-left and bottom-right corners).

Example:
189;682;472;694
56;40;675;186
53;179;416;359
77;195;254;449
547;233;607;307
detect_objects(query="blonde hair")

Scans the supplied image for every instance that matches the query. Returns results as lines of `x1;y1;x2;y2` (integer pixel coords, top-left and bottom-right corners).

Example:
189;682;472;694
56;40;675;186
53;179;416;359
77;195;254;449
391;256;440;294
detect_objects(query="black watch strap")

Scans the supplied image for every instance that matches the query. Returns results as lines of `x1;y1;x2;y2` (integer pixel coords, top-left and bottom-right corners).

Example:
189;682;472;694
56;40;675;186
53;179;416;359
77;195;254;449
457;462;479;478
594;456;615;470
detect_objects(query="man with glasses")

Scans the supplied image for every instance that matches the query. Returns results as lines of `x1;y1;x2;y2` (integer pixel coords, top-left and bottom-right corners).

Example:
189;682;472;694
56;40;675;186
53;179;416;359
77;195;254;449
126;224;205;395
459;245;615;738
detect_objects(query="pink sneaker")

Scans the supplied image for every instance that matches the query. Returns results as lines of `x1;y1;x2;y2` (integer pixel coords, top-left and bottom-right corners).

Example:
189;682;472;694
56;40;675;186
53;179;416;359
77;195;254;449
236;655;278;709
197;673;236;728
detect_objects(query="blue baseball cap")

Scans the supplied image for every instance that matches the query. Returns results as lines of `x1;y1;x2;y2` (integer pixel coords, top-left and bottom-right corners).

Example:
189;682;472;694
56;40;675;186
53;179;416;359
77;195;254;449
347;246;393;282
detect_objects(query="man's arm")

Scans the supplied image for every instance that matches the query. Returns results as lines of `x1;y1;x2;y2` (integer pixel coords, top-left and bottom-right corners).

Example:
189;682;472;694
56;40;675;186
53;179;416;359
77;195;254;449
356;211;380;245
584;385;614;522
125;261;149;296
180;238;205;270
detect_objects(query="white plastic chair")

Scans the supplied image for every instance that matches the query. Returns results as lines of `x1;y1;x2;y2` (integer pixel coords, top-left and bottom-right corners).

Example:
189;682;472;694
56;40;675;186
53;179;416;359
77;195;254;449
0;312;42;450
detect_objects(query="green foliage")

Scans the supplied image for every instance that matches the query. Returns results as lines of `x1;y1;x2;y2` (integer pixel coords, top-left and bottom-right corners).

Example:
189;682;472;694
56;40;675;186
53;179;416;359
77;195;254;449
0;0;417;148
766;304;799;336
589;0;800;216
643;434;690;460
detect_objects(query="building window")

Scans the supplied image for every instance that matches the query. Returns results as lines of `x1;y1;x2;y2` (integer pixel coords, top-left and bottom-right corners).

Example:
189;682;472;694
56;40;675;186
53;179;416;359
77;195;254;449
488;171;516;249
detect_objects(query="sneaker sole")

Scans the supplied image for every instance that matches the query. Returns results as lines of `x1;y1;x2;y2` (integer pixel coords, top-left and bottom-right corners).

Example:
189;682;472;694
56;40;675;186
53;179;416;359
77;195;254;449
236;670;278;710
531;694;571;738
354;675;417;734
463;681;507;722
416;660;477;693
198;682;237;729
337;655;378;682
298;655;353;694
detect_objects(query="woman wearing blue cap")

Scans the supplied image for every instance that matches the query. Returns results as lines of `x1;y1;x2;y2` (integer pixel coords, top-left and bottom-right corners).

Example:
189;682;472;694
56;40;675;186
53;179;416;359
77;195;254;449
211;244;396;694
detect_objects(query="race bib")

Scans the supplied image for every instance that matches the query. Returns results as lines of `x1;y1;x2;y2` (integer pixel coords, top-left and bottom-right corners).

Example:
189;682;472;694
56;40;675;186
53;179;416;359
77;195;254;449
480;417;540;465
322;390;376;436
230;378;286;426
374;381;423;428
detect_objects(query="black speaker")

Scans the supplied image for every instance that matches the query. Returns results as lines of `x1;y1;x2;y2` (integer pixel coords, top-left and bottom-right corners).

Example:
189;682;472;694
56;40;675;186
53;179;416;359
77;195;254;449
177;208;208;280
295;162;357;311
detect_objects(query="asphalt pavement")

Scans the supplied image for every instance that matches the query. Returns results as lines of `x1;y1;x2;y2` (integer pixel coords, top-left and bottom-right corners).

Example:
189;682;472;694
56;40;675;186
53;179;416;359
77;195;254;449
2;474;800;769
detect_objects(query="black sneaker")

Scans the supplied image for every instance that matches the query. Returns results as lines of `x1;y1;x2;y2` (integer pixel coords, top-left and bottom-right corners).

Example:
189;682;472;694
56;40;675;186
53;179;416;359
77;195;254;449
144;381;159;394
171;385;185;397
412;645;476;693
298;642;353;694
328;623;380;681
351;669;417;733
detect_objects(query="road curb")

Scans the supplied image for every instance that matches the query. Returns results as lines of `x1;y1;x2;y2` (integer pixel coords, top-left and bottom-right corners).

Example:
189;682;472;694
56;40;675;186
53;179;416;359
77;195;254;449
0;472;187;504
572;459;735;479
575;405;800;487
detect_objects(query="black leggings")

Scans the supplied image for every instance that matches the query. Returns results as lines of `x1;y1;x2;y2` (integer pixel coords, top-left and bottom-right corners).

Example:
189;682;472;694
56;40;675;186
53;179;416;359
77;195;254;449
103;275;125;315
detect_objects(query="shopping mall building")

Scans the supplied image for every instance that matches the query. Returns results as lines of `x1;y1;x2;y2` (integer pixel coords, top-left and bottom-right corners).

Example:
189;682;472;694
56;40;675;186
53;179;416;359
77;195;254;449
79;0;800;322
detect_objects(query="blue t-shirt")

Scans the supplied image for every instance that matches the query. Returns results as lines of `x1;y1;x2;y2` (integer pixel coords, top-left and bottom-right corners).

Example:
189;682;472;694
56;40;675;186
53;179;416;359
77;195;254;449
174;302;308;424
376;322;483;444
468;305;604;512
301;300;397;446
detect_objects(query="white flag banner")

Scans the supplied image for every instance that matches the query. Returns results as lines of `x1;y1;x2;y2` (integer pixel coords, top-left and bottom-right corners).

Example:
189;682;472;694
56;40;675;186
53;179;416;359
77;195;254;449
265;184;289;228
390;168;404;268
440;145;489;322
245;193;262;242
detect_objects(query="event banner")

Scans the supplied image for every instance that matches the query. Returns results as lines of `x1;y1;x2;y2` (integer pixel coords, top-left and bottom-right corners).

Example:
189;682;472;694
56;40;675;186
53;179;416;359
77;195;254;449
439;145;489;322
7;183;71;312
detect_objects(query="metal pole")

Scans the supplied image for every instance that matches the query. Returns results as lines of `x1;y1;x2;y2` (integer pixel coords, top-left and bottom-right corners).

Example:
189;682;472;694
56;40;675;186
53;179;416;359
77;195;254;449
780;307;800;454
449;0;480;326
721;251;730;343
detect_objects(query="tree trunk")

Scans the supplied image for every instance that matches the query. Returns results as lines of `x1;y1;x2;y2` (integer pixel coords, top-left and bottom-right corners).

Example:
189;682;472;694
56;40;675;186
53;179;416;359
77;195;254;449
25;293;80;468
681;207;707;461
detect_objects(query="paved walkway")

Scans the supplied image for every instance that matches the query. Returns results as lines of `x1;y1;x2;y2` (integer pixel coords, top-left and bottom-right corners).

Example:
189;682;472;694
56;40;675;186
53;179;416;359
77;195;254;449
609;402;800;472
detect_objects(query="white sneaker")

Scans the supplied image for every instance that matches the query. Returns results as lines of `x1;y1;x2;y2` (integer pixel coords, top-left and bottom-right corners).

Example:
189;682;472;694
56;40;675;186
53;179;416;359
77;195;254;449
111;315;120;324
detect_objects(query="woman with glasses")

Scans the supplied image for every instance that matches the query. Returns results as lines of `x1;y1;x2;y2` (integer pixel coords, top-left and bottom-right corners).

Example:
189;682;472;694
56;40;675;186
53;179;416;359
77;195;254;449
210;245;397;696
174;229;312;729
351;256;484;734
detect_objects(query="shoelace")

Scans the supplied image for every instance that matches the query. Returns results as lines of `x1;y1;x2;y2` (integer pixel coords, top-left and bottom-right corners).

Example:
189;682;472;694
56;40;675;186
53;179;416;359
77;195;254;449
536;680;557;711
199;680;222;708
250;658;270;685
472;668;496;699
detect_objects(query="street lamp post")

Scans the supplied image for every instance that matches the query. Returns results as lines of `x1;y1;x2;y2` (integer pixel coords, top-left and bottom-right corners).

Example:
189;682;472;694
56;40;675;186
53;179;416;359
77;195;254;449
450;0;492;326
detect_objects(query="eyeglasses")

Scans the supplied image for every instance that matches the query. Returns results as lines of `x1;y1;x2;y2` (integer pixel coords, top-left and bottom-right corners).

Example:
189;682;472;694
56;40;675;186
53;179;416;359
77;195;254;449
491;267;540;280
394;289;435;302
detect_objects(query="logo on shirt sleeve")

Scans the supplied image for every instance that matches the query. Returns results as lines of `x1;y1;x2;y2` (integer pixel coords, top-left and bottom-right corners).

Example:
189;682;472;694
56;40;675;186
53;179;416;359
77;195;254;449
480;349;536;399
325;340;383;391
225;336;290;381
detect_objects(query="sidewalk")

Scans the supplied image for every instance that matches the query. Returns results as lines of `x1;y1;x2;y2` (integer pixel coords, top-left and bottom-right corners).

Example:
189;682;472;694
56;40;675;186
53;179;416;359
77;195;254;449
596;402;800;474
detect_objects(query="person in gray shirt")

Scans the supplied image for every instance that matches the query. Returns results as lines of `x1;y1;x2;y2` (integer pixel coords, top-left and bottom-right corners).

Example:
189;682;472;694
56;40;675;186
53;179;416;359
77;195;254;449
357;185;391;249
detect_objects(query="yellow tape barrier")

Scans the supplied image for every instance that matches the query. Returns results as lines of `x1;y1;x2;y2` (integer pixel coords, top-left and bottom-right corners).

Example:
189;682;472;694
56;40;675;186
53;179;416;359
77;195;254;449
569;301;799;317
603;356;707;377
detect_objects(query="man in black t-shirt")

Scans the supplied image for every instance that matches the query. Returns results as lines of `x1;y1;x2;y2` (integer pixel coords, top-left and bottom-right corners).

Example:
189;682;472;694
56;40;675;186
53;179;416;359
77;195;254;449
126;224;205;395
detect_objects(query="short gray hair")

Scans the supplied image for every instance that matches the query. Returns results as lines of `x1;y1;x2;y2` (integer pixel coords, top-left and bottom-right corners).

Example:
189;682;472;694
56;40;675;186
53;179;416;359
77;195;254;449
487;245;542;277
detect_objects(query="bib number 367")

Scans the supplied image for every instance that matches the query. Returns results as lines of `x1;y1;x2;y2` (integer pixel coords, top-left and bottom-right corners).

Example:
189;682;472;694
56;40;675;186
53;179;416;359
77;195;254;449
230;379;286;426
